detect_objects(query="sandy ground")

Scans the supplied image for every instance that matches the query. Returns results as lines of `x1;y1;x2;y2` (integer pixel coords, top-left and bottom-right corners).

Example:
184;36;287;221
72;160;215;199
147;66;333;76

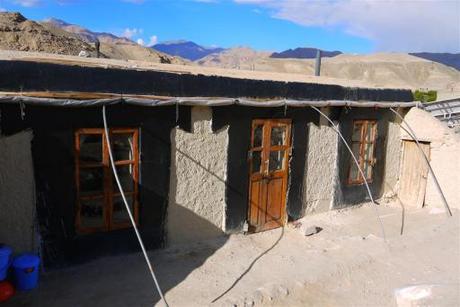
4;202;459;307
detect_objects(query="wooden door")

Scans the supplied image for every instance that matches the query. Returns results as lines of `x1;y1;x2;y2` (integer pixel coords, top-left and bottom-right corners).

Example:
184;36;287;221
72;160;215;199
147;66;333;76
248;119;292;232
399;140;430;208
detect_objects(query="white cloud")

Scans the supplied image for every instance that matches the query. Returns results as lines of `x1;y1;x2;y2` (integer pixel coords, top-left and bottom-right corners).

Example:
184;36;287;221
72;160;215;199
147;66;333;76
137;38;145;46
0;7;6;12
13;0;41;7
122;27;143;39
148;35;158;46
235;0;460;52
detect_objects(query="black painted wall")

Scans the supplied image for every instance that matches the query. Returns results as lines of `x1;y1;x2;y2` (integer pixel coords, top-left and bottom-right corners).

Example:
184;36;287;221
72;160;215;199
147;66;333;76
0;60;414;102
212;106;318;232
0;104;191;267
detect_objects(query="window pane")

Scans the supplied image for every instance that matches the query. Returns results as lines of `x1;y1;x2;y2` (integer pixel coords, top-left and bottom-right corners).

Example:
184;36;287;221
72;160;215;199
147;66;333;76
80;199;104;229
251;151;262;174
269;150;285;172
112;133;134;161
350;163;359;181
112;195;134;225
271;126;287;146
253;125;263;148
363;143;374;162
113;165;135;192
79;134;102;163
366;123;375;142
364;161;373;180
352;123;363;142
79;168;104;196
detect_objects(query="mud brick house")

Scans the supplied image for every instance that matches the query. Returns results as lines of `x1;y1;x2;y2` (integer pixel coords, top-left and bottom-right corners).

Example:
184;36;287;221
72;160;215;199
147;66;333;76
0;51;416;266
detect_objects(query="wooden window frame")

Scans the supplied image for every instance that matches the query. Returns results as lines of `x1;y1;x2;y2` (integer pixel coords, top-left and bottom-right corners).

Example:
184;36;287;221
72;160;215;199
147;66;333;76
75;128;139;234
347;120;377;185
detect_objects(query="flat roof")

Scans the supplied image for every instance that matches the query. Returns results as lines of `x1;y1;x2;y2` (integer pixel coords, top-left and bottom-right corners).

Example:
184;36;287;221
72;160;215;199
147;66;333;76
0;50;414;104
0;50;409;90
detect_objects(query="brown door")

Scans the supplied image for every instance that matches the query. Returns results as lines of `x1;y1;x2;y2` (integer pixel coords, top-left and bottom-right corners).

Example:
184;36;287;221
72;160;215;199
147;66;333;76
399;140;430;208
248;119;292;232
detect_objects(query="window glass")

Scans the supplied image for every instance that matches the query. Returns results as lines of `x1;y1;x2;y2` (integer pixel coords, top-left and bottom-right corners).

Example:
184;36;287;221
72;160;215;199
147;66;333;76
366;123;375;142
80;199;104;228
352;123;363;142
363;143;374;162
349;163;359;181
253;125;263;148
112;195;134;225
271;126;287;146
111;133;134;161
251;151;262;174
113;165;135;193
79;134;102;163
79;168;104;196
269;150;285;172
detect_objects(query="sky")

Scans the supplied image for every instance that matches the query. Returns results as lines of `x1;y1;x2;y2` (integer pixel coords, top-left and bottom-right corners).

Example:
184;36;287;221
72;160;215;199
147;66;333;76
0;0;459;53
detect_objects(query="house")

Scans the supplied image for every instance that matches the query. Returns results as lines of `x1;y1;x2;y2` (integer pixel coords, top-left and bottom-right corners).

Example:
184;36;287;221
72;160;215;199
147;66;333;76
0;51;416;267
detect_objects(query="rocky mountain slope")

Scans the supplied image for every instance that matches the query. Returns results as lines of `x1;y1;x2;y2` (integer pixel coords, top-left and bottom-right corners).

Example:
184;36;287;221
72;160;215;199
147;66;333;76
0;12;95;55
153;40;224;61
0;12;186;64
410;52;460;71
40;17;186;64
197;50;460;100
196;47;271;69
271;47;342;59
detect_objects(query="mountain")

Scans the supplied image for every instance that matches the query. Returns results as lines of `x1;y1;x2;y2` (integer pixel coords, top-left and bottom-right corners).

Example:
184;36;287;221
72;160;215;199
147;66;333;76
153;40;225;61
198;51;460;100
410;53;460;71
271;47;342;59
196;47;271;69
0;12;95;55
42;18;133;45
40;17;186;64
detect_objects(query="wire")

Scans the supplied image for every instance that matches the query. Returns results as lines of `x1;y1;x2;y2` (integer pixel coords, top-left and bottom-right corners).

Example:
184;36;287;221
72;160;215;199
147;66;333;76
102;105;169;307
310;106;387;242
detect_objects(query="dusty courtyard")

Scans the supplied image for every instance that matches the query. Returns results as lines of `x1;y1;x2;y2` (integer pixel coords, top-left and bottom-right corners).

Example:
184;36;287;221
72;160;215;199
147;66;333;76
4;202;460;307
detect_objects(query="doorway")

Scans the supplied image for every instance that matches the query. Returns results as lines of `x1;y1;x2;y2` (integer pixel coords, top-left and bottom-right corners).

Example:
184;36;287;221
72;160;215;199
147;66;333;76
248;119;292;232
399;140;430;207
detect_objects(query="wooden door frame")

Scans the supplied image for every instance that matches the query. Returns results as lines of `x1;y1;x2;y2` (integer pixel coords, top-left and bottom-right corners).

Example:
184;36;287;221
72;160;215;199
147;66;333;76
247;118;292;232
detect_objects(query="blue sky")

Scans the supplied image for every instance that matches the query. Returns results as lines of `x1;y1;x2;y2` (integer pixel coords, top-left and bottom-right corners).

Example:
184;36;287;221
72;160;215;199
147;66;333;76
0;0;458;53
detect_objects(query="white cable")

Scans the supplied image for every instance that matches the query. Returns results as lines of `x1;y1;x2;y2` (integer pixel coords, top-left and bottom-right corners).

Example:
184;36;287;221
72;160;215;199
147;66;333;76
311;106;387;242
102;105;169;307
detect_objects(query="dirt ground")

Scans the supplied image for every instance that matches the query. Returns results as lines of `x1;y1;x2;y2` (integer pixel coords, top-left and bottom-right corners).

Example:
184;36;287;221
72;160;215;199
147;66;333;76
4;202;459;307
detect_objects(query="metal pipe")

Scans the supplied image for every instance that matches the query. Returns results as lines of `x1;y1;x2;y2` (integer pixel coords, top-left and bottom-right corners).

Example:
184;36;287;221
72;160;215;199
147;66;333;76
310;106;386;241
389;108;452;217
315;49;322;76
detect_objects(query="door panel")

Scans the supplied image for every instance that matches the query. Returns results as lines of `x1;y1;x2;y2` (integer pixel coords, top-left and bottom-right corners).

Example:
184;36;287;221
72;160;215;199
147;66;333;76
248;119;291;232
399;140;430;207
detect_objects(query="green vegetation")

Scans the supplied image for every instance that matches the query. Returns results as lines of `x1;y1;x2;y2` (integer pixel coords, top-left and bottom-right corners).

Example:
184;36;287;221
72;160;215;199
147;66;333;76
413;89;437;103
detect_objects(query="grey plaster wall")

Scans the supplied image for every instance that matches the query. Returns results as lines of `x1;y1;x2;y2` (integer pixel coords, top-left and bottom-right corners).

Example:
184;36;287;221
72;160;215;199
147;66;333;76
0;130;36;253
303;117;340;214
167;106;229;245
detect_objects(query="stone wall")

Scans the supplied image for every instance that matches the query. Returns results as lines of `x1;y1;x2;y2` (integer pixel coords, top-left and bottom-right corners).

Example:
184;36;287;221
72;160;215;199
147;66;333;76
167;106;229;245
0;130;36;253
